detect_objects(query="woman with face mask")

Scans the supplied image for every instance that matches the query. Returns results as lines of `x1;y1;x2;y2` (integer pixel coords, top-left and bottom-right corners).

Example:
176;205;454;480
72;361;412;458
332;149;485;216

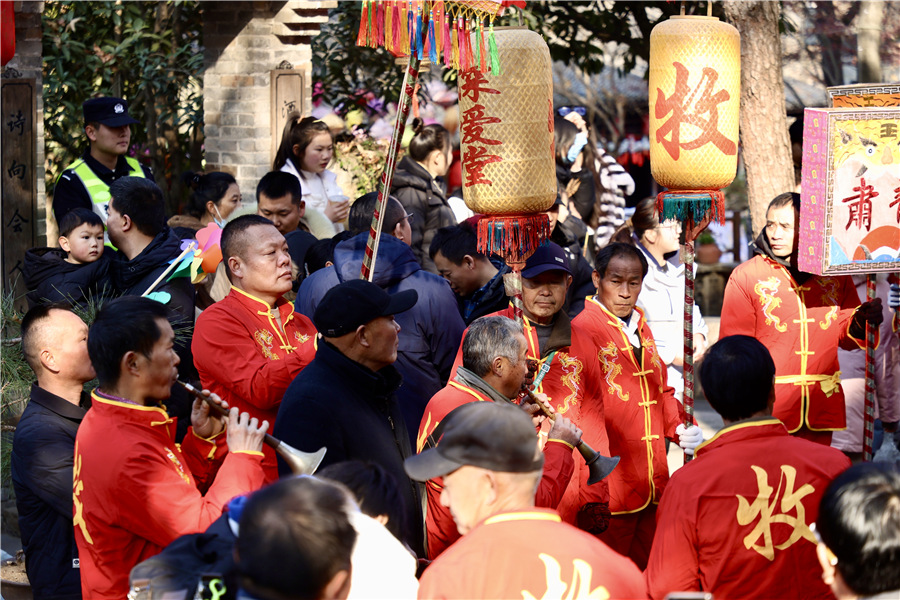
611;196;709;401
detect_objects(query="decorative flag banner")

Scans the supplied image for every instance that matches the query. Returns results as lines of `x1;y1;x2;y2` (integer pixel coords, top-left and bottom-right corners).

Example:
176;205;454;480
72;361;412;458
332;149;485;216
356;0;515;75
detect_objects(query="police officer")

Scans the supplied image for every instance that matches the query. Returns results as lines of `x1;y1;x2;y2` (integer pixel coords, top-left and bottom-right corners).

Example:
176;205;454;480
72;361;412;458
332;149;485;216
52;97;154;227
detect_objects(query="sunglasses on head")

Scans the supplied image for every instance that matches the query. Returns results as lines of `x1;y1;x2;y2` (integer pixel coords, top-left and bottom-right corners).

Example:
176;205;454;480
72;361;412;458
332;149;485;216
558;106;587;117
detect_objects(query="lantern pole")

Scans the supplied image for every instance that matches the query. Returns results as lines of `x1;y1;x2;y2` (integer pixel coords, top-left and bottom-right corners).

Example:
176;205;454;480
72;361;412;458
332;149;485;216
360;55;421;281
682;239;696;462
862;273;876;461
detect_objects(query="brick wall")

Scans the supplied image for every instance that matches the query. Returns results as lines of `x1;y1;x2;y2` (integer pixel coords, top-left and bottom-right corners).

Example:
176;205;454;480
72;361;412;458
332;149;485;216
202;1;334;199
3;0;46;244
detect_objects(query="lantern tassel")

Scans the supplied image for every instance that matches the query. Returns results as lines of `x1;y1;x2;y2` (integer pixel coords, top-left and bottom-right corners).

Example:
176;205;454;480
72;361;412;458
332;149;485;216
416;4;424;59
478;18;487;73
476;214;552;267
451;16;460;70
375;1;384;48
367;0;376;48
488;22;501;74
464;17;475;71
656;189;726;241
428;10;437;64
384;1;393;53
473;19;482;72
443;6;452;68
391;2;401;55
357;0;369;47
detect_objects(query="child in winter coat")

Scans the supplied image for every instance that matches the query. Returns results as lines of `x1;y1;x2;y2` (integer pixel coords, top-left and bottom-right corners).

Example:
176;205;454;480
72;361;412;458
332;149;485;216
24;208;110;308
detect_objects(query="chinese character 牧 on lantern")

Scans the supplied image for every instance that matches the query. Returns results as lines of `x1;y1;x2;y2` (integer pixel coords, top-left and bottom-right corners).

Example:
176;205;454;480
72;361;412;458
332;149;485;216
649;15;740;192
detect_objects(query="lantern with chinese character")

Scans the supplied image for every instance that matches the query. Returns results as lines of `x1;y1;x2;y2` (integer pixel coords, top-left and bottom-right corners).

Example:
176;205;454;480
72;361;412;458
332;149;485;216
647;9;741;459
458;26;555;268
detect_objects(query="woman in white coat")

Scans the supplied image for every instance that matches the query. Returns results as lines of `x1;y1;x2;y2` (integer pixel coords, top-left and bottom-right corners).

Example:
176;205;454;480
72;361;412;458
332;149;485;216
613;197;708;401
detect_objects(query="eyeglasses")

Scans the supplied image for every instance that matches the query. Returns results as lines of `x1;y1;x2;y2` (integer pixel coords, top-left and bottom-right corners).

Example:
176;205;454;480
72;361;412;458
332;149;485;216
558;106;587;117
403;212;414;224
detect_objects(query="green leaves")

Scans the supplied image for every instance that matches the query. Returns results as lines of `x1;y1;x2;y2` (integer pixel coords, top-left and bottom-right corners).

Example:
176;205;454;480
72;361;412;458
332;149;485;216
43;1;204;212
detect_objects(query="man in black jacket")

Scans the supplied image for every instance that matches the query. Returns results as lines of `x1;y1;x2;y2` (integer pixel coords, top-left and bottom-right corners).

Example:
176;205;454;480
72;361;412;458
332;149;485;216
12;304;95;599
274;279;425;558
106;177;197;438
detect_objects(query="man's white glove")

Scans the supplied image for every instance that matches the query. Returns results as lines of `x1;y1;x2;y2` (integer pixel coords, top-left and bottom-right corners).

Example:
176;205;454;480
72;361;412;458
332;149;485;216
676;423;704;456
889;283;899;310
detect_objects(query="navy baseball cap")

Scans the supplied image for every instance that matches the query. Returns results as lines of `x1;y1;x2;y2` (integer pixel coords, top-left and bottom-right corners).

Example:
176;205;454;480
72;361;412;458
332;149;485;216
313;279;417;338
521;242;571;279
83;97;139;127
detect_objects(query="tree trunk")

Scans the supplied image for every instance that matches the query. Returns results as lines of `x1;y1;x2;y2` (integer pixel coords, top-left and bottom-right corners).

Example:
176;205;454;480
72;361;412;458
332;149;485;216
723;0;795;236
858;1;884;83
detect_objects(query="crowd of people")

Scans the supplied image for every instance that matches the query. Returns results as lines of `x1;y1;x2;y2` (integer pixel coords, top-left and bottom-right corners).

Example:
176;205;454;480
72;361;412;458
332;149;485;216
10;96;900;600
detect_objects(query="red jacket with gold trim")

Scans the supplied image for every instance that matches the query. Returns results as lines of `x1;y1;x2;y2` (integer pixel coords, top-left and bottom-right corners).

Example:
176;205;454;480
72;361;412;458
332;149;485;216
645;418;850;600
720;255;866;432
418;508;647;600
417;380;575;559
73;393;265;599
193;287;317;481
572;298;682;515
448;307;612;524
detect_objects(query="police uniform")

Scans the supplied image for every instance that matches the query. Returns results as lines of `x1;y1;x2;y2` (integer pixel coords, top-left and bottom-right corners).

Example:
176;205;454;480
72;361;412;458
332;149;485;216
52;97;154;226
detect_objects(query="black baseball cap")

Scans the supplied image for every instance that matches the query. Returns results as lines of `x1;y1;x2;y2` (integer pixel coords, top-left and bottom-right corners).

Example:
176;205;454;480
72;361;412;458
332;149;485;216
521;242;571;279
313;279;417;338
404;401;545;481
83;97;139;127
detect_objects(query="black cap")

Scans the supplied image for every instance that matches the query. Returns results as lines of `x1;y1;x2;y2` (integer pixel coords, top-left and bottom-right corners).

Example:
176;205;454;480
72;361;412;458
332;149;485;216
313;279;417;337
521;242;571;279
83;97;139;127
404;402;545;481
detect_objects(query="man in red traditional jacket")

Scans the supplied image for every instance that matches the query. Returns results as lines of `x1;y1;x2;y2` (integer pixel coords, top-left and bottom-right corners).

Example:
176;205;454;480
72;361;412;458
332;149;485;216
193;214;318;482
407;401;646;600
645;335;850;600
417;315;582;559
720;192;883;445
74;296;267;599
448;242;612;526
572;242;701;570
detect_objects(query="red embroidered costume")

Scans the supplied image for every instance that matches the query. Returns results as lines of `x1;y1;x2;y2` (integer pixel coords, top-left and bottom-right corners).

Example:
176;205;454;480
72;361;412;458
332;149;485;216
73;393;265;599
448;306;611;526
417;379;575;559
417;508;646;600
720;255;866;434
193;287;317;481
645;417;850;600
572;297;682;569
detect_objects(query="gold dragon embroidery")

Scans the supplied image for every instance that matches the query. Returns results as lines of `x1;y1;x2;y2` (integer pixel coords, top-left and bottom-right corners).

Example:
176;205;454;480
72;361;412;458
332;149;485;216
598;341;629;402
254;329;280;360
818;279;840;331
294;332;311;344
164;448;191;484
642;336;664;392
753;277;787;333
555;353;582;415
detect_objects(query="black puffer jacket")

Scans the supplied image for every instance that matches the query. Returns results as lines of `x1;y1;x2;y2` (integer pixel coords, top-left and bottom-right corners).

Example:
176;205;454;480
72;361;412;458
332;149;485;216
23;247;111;309
390;155;456;273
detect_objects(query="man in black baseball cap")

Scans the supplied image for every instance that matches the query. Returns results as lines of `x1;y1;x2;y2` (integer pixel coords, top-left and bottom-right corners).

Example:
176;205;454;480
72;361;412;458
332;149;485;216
53;96;154;228
274;279;427;557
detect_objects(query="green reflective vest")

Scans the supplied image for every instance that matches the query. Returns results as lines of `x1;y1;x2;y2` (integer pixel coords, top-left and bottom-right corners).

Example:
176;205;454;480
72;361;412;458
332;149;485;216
62;155;147;223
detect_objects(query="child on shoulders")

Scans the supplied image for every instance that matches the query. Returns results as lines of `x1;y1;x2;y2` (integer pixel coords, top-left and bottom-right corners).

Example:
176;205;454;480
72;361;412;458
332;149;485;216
24;208;111;309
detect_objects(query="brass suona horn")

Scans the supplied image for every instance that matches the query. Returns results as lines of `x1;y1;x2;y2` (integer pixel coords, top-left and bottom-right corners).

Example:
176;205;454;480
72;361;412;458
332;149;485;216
177;381;327;475
525;390;619;485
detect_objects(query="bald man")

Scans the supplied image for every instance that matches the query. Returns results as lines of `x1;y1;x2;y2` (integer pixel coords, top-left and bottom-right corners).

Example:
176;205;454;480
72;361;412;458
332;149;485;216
193;215;317;482
12;304;96;599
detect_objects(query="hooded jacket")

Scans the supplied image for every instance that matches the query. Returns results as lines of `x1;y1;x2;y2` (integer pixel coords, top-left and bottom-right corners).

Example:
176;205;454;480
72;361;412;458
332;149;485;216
390;155;456;273
23;247;111;309
295;233;465;445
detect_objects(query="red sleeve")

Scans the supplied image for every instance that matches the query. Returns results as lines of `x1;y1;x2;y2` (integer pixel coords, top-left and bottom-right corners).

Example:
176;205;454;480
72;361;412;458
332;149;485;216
719;264;757;339
114;443;265;550
535;441;575;509
179;426;229;494
835;275;874;351
645;471;701;599
193;305;313;413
